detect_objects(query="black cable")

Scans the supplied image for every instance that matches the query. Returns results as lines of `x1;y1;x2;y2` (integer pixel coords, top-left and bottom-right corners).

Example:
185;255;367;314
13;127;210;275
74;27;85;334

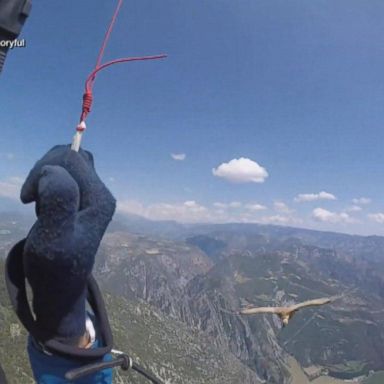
132;362;165;384
65;354;164;384
65;356;125;381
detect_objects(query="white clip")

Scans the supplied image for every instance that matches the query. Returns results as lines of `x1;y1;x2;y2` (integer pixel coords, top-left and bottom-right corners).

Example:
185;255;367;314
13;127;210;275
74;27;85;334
111;349;124;355
128;356;133;369
71;121;87;152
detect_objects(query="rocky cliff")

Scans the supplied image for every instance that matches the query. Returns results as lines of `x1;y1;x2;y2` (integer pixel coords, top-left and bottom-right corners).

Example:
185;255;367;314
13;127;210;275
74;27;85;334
95;224;384;383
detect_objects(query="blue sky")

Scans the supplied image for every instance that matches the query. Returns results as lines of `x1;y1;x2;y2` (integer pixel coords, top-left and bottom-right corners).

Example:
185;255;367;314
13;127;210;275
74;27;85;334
1;0;384;235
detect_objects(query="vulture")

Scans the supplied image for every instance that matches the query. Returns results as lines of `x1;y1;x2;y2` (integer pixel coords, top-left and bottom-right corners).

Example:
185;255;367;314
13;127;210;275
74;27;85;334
237;297;335;326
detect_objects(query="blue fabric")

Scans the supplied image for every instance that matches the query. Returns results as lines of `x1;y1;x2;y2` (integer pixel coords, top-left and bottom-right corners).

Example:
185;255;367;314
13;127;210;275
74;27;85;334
27;336;113;384
20;145;116;341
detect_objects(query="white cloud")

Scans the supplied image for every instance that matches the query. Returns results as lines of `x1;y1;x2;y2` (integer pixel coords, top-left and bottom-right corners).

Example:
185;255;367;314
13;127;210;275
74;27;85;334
212;157;268;183
274;201;293;214
312;208;352;223
260;214;302;225
245;203;267;211
112;198;384;235
114;199;296;226
117;200;209;223
147;201;208;222
171;153;186;161
346;205;362;213
183;200;202;209
260;215;291;224
352;197;371;205
294;191;336;202
117;200;146;216
213;202;227;209
368;213;384;224
118;198;270;224
0;176;23;200
213;201;243;209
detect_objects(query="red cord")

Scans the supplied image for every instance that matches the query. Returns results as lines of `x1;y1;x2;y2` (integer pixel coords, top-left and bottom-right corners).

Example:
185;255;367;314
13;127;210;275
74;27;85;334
94;0;124;70
78;0;167;123
85;55;167;93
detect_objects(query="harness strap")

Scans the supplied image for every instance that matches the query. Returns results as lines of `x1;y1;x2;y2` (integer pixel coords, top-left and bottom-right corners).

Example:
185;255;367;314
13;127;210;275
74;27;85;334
5;239;113;361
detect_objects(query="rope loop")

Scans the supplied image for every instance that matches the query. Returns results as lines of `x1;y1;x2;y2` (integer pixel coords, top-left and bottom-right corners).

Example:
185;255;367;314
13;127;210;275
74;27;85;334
81;92;93;122
121;355;133;371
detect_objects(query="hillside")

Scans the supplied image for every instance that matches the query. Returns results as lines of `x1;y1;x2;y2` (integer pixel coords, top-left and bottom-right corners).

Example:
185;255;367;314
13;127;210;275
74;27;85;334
0;213;383;383
95;219;384;383
0;259;263;384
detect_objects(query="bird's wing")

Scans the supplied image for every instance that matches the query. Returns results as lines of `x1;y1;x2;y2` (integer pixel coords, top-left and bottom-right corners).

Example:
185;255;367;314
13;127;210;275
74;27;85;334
289;297;332;311
239;306;284;315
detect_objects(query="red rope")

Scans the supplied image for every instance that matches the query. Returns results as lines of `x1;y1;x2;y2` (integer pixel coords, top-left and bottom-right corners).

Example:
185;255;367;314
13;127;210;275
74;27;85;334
94;0;124;70
78;0;167;124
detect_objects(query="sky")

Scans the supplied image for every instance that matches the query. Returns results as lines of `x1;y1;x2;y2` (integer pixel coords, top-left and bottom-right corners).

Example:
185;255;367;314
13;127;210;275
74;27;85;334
1;0;384;235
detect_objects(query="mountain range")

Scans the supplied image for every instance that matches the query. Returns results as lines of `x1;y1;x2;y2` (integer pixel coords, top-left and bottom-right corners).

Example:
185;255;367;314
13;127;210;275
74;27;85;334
0;211;383;383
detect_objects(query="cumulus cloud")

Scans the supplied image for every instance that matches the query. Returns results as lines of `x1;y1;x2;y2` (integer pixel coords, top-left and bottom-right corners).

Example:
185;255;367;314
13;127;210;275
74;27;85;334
117;200;209;223
212;201;242;209
117;200;145;216
183;200;203;209
346;205;362;213
312;208;352;223
0;176;23;200
117;197;310;226
118;198;271;224
212;157;268;183
352;197;371;205
213;202;227;209
368;213;384;224
259;214;302;225
171;153;186;161
273;201;293;214
260;215;291;225
245;203;267;211
147;201;208;222
294;191;336;203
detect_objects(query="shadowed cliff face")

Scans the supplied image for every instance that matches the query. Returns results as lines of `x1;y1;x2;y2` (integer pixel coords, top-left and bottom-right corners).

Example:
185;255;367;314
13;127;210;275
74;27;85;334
183;249;384;380
179;268;290;383
0;365;7;384
2;212;384;383
95;225;384;383
94;232;286;383
0;259;263;384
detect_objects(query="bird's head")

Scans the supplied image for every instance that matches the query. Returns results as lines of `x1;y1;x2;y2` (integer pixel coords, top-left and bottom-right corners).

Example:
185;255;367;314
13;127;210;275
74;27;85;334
281;314;290;327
